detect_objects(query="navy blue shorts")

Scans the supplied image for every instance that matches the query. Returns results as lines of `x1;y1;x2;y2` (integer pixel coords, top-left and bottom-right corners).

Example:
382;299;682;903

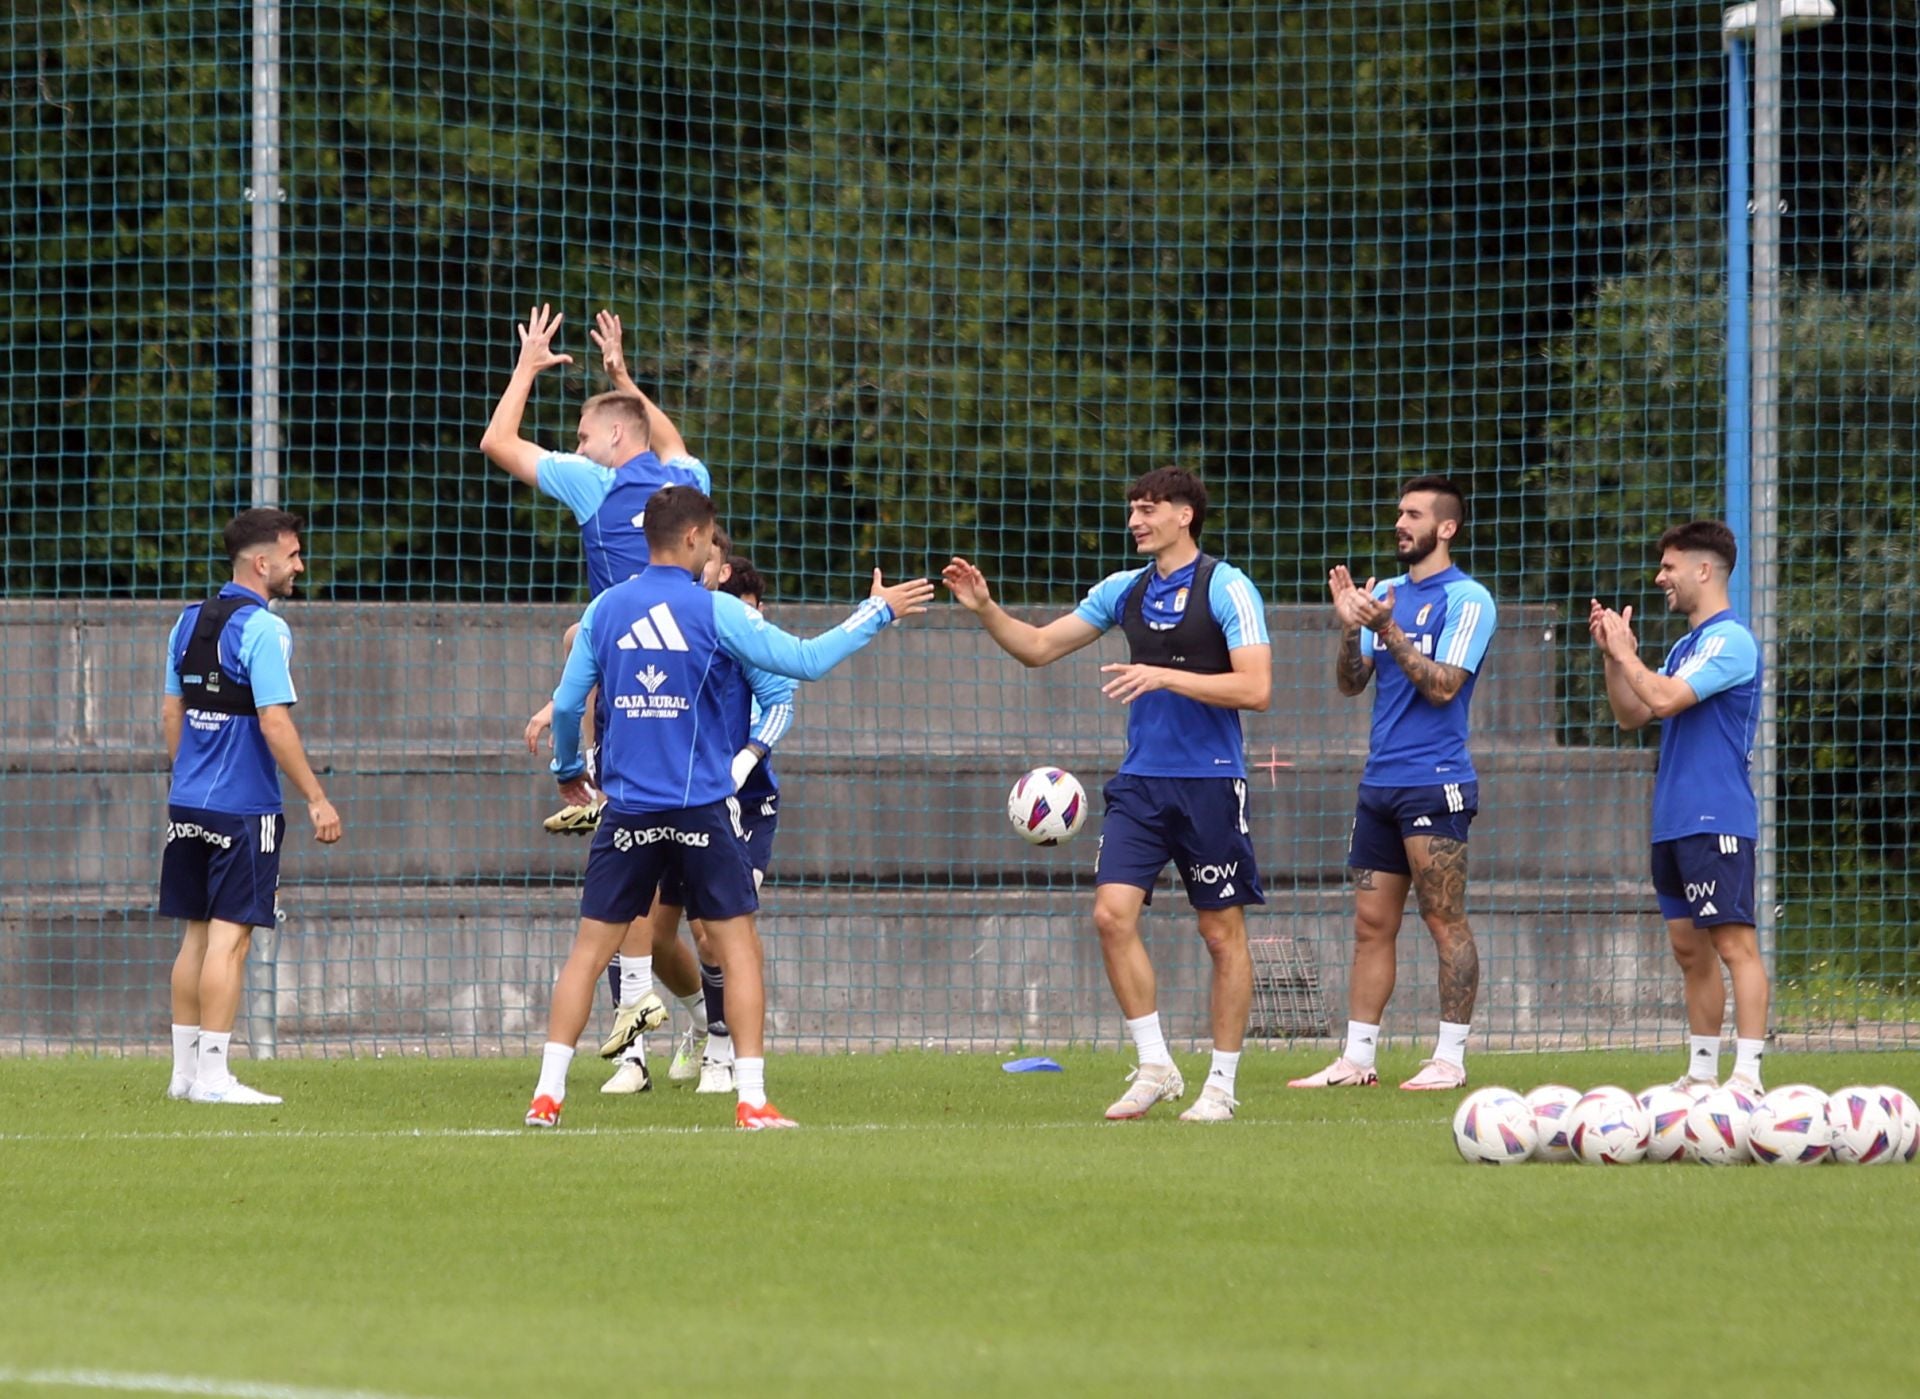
1652;833;1757;928
1094;774;1264;910
581;800;759;925
157;805;284;928
658;793;778;906
1347;782;1478;876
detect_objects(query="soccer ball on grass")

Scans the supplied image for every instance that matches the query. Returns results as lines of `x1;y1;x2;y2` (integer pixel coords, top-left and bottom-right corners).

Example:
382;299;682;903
1567;1086;1651;1165
1524;1084;1581;1163
1452;1087;1538;1165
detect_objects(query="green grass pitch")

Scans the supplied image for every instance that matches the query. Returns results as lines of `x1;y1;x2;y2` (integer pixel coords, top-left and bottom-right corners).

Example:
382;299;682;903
2;1049;1917;1399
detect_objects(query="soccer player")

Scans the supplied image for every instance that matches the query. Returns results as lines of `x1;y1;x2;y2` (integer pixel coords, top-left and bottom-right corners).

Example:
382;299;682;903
481;304;710;833
1292;475;1497;1092
942;467;1272;1123
525;487;933;1129
1590;520;1767;1091
596;553;794;1097
160;509;342;1105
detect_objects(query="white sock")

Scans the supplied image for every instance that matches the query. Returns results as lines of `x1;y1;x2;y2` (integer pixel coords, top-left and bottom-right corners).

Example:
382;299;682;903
619;1037;648;1068
195;1030;233;1087
706;1030;735;1066
170;1024;200;1081
1433;1020;1471;1070
1343;1020;1380;1070
619;956;654;1007
677;991;706;1032
535;1041;575;1101
735;1056;767;1109
1733;1037;1765;1086
1207;1049;1241;1095
1125;1012;1173;1068
1687;1034;1721;1081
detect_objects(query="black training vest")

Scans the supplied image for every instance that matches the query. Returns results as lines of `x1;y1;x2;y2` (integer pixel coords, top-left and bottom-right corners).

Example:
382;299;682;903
177;595;260;716
1119;554;1232;674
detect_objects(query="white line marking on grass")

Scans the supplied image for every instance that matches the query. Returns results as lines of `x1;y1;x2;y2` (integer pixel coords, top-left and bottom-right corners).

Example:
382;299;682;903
0;1116;1439;1147
0;1366;441;1399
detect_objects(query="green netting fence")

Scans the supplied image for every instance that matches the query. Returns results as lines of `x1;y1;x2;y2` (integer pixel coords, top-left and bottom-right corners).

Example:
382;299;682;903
3;1;1915;1055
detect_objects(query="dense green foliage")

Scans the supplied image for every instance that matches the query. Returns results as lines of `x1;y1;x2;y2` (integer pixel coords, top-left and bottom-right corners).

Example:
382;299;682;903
3;2;1915;961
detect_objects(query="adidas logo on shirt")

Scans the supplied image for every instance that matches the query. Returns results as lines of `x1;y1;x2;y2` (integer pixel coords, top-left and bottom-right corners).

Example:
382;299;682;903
1413;816;1433;828
615;603;689;653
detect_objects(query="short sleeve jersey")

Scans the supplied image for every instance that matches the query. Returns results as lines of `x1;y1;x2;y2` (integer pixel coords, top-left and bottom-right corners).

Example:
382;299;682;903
1358;566;1497;786
1072;557;1270;779
534;450;714;597
552;569;890;812
1652;611;1761;842
163;583;298;814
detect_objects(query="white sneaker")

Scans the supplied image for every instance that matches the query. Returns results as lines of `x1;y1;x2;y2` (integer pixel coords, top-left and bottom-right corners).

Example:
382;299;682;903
600;1059;653;1094
1672;1075;1718;1099
1287;1056;1380;1088
188;1078;283;1106
1399;1058;1468;1091
1178;1083;1239;1123
1104;1062;1185;1121
166;1075;193;1100
598;992;669;1059
668;1025;705;1083
696;1056;736;1095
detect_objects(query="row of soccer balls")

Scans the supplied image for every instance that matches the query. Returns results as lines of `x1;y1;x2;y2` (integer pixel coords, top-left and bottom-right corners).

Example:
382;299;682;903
1452;1081;1920;1166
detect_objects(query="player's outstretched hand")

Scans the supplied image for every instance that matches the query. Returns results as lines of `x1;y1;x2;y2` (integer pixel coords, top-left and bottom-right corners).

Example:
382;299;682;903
1100;662;1170;705
871;569;936;620
556;775;596;808
524;701;554;755
590;310;635;390
309;798;342;844
941;557;993;613
515;303;573;376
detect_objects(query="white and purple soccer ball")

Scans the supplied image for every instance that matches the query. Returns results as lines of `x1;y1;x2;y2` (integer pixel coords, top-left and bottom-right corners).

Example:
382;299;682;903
1452;1087;1539;1165
1006;767;1088;846
1684;1083;1760;1166
1875;1086;1919;1164
1747;1085;1832;1166
1525;1084;1582;1163
1638;1085;1697;1163
1827;1085;1900;1165
1568;1086;1651;1165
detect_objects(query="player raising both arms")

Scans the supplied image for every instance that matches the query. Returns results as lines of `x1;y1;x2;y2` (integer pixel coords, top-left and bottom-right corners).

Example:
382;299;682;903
945;467;1272;1123
526;487;933;1129
480;304;710;834
1293;475;1497;1092
1591;521;1768;1092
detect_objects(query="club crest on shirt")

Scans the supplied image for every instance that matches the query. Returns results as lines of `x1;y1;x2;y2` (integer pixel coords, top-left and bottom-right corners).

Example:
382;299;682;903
1416;603;1433;627
1172;586;1189;613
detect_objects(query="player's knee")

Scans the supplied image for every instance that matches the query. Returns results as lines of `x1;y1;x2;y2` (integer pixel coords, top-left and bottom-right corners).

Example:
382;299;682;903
1195;911;1246;957
1091;899;1138;944
1353;908;1399;945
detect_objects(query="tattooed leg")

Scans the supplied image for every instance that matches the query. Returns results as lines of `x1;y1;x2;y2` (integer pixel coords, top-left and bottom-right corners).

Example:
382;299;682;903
1350;867;1411;1022
1410;836;1478;1023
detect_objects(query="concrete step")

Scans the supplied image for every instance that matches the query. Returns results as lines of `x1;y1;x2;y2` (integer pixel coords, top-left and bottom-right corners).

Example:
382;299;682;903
0;879;1681;1053
0;741;1651;888
2;599;1569;753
